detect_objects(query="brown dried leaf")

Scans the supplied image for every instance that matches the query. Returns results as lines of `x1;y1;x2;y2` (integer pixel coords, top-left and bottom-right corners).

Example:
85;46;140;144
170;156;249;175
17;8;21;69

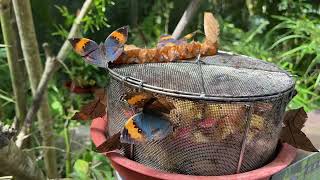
124;44;139;50
204;12;220;44
283;107;306;129
280;108;318;152
72;88;107;121
114;41;218;65
280;127;318;152
96;132;122;152
93;88;108;106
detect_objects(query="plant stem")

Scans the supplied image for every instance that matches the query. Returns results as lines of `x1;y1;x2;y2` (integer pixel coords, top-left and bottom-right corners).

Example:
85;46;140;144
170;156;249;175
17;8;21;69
0;0;27;129
64;119;71;177
11;0;57;177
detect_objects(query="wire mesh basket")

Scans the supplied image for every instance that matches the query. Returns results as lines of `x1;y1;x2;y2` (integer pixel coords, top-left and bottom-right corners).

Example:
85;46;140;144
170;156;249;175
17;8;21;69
105;51;295;176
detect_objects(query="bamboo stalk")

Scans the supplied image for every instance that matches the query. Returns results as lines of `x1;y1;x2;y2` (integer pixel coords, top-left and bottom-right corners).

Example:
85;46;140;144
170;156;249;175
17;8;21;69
0;0;27;129
11;0;57;178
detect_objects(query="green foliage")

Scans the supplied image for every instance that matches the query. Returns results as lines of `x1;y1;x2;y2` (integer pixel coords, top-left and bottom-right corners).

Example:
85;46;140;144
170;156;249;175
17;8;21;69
269;16;320;111
71;152;114;180
82;0;110;33
130;0;174;47
53;0;112;39
0;0;319;179
0;48;15;121
220;1;320;111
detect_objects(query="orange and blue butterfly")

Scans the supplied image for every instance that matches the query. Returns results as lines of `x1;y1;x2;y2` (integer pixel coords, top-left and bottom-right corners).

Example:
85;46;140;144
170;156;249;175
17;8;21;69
122;91;175;114
120;111;173;144
69;26;129;67
157;31;200;48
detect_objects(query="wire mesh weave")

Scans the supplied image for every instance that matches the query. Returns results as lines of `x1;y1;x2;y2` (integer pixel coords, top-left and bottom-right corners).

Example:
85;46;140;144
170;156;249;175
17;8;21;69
106;51;295;176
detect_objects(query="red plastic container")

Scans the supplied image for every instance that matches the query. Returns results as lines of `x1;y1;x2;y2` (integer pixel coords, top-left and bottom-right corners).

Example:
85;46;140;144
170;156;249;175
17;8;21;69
90;116;297;180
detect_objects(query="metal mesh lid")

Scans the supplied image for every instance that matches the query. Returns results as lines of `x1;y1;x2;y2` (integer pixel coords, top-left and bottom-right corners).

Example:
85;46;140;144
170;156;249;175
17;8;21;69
108;51;295;101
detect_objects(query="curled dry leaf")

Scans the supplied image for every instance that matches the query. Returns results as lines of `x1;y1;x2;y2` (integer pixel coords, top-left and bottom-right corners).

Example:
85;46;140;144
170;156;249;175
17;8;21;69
204;12;220;44
72;88;107;121
112;41;218;65
280;108;318;152
111;13;219;65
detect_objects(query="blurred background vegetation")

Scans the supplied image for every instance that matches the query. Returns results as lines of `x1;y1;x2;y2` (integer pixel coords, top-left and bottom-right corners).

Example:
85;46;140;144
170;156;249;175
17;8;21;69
0;0;319;179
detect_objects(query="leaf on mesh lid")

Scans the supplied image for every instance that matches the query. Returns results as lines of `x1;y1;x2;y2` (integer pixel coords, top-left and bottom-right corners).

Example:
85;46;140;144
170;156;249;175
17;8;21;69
112;41;218;65
204;12;220;44
124;44;139;50
72;88;107;121
280;108;318;152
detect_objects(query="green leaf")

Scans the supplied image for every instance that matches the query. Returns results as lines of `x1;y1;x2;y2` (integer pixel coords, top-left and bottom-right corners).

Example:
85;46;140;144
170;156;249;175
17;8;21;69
74;159;89;175
279;45;308;59
0;93;14;103
51;100;63;115
91;169;108;180
245;21;269;43
314;73;320;89
268;34;306;50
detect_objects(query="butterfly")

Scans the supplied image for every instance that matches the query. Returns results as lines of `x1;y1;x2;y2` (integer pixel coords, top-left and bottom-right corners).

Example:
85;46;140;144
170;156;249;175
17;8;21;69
69;26;129;68
96;132;122;153
157;31;200;48
120;111;173;144
121;91;154;108
72;88;107;121
122;91;175;114
96;110;173;152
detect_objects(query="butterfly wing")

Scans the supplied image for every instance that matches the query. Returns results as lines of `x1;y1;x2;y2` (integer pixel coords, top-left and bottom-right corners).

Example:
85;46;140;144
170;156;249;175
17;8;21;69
120;112;172;144
120;113;147;144
69;38;105;67
71;88;108;121
145;96;175;114
157;34;190;48
96;132;122;152
122;91;175;114
71;99;106;121
157;34;177;48
181;30;201;41
104;26;129;63
122;91;155;108
143;112;172;141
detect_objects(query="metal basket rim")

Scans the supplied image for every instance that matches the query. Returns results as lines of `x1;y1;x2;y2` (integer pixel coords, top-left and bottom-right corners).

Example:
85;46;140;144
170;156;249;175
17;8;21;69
106;51;295;102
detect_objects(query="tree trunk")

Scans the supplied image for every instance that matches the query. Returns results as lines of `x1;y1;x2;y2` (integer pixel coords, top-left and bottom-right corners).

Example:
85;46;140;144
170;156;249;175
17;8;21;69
15;0;94;130
0;134;45;180
0;0;27;129
11;0;57;178
172;0;201;39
